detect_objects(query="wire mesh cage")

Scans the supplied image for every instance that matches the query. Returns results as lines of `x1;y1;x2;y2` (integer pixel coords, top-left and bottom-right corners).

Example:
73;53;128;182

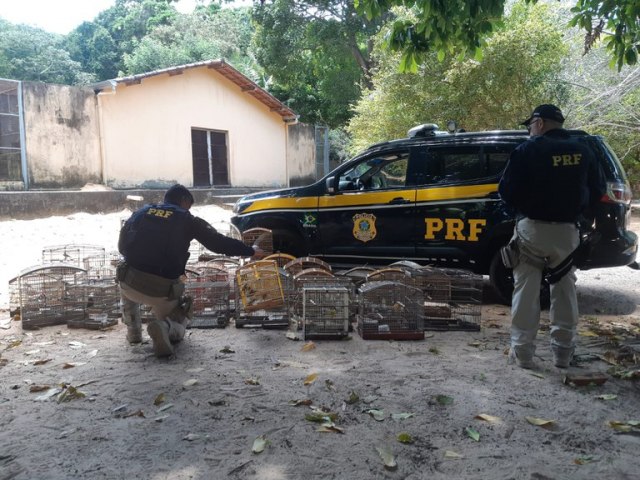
335;266;376;288
234;260;288;328
283;256;332;276
286;269;356;330
184;268;231;329
241;227;274;256
42;244;106;267
409;267;482;331
302;286;350;340
17;264;88;330
8;276;20;318
263;253;297;269
357;281;424;340
365;267;414;284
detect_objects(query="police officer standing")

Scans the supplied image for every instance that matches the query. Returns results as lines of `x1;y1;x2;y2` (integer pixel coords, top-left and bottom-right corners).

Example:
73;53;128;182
499;105;606;369
118;184;261;358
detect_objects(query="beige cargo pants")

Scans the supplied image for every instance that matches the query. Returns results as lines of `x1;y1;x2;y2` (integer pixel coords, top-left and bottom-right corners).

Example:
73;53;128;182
511;218;579;361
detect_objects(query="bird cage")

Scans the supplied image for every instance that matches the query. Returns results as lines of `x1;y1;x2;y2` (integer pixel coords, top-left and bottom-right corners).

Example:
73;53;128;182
283;256;332;276
302;286;350;340
409;267;482;331
16;264;88;330
187;240;204;265
241;227;274;256
357;281;424;340
389;260;424;271
286;268;343;326
228;223;242;241
82;253;117;281
8;276;20;319
234;260;288;328
365;267;414;284
184;267;231;328
42;244;106;268
335;266;375;287
263;253;296;269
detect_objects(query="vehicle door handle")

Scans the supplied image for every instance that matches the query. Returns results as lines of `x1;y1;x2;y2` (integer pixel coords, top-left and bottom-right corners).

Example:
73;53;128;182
389;197;411;205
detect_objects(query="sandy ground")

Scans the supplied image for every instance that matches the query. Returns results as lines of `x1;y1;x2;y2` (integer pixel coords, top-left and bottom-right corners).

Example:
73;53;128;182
1;206;639;480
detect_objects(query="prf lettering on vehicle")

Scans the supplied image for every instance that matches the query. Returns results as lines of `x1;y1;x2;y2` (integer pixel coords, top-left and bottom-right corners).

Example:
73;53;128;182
424;218;487;241
146;208;174;218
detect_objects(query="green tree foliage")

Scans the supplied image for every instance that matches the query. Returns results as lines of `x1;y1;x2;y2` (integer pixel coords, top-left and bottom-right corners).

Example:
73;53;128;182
252;0;385;127
355;0;640;72
122;7;258;77
347;2;568;152
0;19;92;84
68;0;179;79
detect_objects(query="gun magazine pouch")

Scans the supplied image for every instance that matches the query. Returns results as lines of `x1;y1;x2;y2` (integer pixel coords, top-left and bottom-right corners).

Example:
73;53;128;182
500;238;520;269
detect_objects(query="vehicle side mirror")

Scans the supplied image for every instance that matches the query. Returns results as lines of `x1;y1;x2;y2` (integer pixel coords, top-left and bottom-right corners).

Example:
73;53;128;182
326;176;336;194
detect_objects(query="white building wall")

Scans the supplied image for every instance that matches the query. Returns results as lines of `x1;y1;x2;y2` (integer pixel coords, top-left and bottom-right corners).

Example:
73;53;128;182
98;68;288;189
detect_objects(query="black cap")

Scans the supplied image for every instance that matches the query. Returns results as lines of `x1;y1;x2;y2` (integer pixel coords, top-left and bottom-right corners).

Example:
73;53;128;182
521;104;565;126
164;184;194;206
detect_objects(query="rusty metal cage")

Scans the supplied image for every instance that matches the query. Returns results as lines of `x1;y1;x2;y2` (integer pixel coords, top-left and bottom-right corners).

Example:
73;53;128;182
184;268;231;328
234;260;288;328
409;267;482;331
365;267;414;284
16;264;88;330
302;286;350;340
357;281;424;340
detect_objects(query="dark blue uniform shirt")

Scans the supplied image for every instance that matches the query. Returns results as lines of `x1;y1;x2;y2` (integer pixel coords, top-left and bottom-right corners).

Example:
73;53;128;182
119;202;254;279
499;129;606;222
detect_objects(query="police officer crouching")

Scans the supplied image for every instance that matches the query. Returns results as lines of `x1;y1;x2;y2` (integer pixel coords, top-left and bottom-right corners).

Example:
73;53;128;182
499;105;606;369
117;184;262;358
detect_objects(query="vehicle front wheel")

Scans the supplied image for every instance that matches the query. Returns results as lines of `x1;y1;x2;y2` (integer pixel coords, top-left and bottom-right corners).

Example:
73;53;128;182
489;250;550;309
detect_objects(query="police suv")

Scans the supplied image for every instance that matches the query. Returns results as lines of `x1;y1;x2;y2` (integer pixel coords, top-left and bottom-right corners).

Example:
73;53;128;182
231;124;637;304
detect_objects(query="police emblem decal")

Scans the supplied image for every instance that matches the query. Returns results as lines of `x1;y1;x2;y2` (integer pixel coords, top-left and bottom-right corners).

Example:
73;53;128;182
352;213;377;242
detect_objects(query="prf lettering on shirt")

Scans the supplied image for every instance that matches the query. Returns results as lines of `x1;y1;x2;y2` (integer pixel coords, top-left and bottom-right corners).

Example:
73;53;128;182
552;153;582;167
147;208;174;218
424;218;487;241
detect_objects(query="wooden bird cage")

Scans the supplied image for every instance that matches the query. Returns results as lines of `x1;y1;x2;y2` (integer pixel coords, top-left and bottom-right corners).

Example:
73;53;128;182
234;260;288;328
241;227;274;256
357;281;424;340
263;253;296;269
283;256;332;277
365;267;413;284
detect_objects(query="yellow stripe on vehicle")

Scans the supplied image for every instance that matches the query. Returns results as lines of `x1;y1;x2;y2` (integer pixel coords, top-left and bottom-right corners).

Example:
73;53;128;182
240;183;498;214
415;184;498;202
242;196;319;213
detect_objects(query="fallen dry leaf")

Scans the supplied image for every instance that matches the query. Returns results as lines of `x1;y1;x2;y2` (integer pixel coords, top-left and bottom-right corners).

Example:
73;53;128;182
153;393;165;406
301;341;316;352
525;416;556;428
33;359;52;366
475;413;501;423
29;385;51;393
183;378;199;388
444;450;464;459
303;373;318;386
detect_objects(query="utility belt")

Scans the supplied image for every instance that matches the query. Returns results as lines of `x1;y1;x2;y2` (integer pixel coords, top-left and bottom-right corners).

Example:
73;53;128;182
116;261;184;299
500;222;599;284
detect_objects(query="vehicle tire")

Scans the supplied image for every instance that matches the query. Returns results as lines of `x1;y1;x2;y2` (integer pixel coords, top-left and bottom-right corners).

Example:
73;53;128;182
489;250;550;309
271;229;305;257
